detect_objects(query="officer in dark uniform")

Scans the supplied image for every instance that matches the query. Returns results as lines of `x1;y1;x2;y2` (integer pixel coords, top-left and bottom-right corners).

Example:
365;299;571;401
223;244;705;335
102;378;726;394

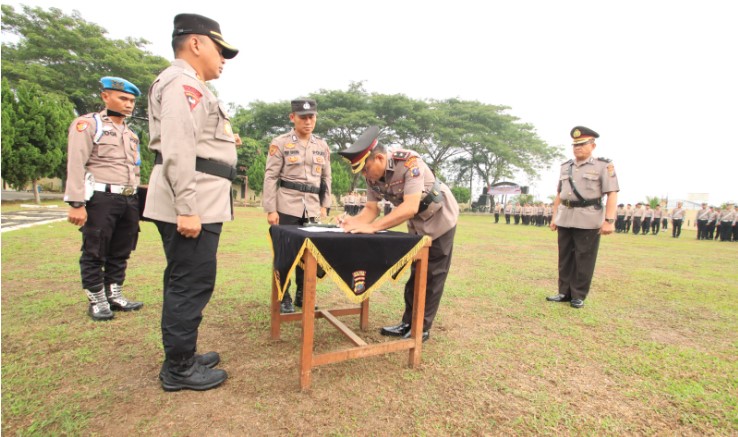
547;126;619;308
262;98;332;313
338;127;460;342
65;76;144;321
145;13;239;391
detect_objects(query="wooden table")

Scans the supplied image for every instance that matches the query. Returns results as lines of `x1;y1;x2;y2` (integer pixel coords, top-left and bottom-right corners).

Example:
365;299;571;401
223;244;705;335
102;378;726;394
269;226;431;389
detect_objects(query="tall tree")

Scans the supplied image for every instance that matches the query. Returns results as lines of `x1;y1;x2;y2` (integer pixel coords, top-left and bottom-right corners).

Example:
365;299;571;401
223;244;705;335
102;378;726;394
1;5;168;117
1;80;75;203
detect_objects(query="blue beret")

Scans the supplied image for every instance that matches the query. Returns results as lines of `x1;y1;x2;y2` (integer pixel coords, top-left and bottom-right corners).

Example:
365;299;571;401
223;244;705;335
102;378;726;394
100;76;141;97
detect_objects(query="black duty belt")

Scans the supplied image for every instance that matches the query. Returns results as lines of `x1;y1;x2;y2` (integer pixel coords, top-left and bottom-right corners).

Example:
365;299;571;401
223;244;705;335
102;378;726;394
418;180;444;213
561;198;602;208
279;179;320;194
155;153;237;182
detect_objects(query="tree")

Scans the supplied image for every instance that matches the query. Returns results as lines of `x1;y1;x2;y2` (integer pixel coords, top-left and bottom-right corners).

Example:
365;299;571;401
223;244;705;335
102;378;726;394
1;5;169;117
1;80;75;203
450;186;471;204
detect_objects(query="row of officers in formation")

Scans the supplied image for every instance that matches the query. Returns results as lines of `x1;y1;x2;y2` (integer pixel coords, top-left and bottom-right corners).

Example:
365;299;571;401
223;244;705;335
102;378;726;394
491;200;738;241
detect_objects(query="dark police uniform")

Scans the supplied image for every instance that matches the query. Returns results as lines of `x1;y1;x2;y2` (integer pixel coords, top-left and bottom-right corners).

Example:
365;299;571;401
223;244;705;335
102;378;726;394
64;77;143;320
262;99;332;311
548;126;619;308
338;127;460;339
144;13;239;391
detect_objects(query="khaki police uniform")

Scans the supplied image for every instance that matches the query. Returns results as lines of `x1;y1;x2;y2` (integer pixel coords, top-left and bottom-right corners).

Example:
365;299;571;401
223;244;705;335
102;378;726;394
696;206;710;240
145;58;238;363
671;206;685;238
366;149;460;331
554;155;619;301
65;110;141;293
504;203;512;224
632;205;644;234
262;129;332;220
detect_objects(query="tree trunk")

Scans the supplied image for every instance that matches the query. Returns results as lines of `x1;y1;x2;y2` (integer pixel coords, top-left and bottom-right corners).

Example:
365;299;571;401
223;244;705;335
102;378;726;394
32;179;41;204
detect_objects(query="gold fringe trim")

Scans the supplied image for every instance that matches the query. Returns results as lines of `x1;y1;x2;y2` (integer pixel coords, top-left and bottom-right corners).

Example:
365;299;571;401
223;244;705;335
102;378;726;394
267;230;308;301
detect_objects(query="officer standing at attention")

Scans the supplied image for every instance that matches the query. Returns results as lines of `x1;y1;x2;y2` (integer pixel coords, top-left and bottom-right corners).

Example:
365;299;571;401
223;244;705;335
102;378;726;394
144;13;239;391
632;203;643;235
624;204;633;233
671;201;685;238
338;126;460;342
696;203;710;240
504;202;512;224
262;98;332;313
547;126;619;308
65;76;144;321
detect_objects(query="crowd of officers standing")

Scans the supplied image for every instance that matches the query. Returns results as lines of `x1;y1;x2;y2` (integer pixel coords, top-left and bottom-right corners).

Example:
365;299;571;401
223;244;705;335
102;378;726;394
492;202;554;227
612;201;737;241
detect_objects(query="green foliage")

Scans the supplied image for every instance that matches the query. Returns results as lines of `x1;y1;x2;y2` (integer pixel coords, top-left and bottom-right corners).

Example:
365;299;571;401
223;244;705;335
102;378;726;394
645;195;662;209
451;186;471;204
1;80;74;192
245;150;266;196
1;5;169;117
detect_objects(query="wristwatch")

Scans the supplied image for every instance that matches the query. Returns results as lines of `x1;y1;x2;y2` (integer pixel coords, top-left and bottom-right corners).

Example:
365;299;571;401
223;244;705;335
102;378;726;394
67;201;86;208
605;218;615;224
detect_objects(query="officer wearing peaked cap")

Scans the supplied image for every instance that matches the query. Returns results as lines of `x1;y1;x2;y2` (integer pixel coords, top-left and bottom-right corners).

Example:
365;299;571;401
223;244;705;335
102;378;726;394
64;76;144;322
338;126;460;342
145;13;240;392
547;126;619;309
263;98;332;313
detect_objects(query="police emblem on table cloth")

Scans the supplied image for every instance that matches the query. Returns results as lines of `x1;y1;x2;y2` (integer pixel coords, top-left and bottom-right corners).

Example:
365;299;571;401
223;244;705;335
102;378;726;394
183;85;202;111
351;270;367;295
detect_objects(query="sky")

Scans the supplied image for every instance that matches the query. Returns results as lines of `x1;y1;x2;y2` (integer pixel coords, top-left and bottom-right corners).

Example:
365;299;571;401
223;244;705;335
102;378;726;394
3;0;737;206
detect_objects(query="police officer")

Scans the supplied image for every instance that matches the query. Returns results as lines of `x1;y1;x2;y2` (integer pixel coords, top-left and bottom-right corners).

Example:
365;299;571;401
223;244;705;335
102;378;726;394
338;126;460;342
144;13;239;391
494;202;502;223
513;202;522;224
642;205;652;235
632;203;643;235
624;204;633;233
671;201;685;238
262;98;332;313
696;203;710;240
615;204;625;233
652;205;662;235
65;76;144;321
719;203;736;241
547;126;619;308
504;202;512;224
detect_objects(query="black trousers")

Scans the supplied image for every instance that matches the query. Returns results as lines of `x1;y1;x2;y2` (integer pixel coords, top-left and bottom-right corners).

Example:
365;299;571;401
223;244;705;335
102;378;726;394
632;217;642;234
79;192;139;290
697;219;708;239
494;213;499;223
707;222;716;239
505;214;511;224
514;214;521;224
616;215;625;232
155;220;222;362
662;218;668;230
557;226;601;301
642;218;651;234
720;222;733;241
401;226;456;331
672;219;683;237
625;218;632;232
278;212;309;301
651;219;660;235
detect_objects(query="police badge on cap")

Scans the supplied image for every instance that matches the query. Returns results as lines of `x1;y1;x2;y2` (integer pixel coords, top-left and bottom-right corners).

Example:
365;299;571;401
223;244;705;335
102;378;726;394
571;126;600;145
338;126;381;173
291;99;317;115
172;13;239;59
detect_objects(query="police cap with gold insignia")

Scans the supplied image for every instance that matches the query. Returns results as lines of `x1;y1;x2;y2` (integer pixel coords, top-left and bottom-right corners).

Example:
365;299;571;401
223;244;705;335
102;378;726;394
571;126;600;144
172;13;239;59
338;126;380;173
291;99;317;115
100;76;141;97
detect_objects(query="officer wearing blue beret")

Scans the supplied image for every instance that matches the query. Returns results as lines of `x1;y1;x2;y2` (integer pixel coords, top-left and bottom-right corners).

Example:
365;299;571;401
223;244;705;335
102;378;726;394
64;76;144;321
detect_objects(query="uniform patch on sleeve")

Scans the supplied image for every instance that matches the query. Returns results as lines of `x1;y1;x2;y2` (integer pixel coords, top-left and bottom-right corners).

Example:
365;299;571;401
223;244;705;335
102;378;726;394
269;144;279;156
404;156;418;168
411;167;421;178
183;85;203;111
607;163;616;177
76;121;89;132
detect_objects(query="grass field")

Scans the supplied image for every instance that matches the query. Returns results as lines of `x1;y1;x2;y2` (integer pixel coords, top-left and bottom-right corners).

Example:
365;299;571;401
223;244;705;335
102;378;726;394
2;207;737;436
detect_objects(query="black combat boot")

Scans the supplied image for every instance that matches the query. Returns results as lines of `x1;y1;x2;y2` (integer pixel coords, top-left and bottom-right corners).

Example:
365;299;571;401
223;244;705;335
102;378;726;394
160;356;227;392
85;286;114;321
106;283;143;311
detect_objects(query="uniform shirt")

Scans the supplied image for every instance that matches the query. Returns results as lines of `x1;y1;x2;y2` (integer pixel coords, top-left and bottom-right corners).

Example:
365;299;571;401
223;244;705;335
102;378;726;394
708;211;719;223
643;209;654;219
671;208;685;220
366;150;459;240
556;156;619;229
262;129;332;218
624;207;632;219
653;209;663;219
719;209;736;222
144;59;237;224
504;204;512;214
64;111;141;203
633;207;644;218
696;208;711;220
616;206;625;217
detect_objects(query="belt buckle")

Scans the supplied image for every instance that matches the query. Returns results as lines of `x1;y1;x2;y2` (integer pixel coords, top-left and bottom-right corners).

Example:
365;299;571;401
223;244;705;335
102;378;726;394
563;199;571;208
121;186;135;196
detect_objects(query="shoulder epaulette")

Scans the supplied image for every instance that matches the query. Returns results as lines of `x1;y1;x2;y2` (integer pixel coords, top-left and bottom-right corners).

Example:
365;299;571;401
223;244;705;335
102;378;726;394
597;157;612;163
393;151;412;160
561;159;573;166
